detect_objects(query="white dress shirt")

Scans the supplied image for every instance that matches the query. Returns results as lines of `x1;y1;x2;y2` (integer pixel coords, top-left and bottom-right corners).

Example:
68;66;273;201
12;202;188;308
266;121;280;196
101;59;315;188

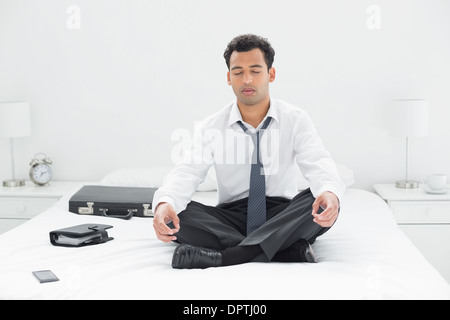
153;98;345;214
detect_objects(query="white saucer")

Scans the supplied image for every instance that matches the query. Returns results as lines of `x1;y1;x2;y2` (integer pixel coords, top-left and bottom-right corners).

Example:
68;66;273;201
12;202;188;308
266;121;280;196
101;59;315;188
423;185;448;194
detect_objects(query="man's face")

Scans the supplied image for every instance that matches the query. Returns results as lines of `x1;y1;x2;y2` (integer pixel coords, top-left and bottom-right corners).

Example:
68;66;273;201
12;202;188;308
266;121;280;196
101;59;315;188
227;48;275;107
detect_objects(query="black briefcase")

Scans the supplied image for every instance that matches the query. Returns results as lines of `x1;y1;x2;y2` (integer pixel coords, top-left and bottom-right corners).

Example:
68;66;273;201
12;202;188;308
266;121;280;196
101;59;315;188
69;185;157;219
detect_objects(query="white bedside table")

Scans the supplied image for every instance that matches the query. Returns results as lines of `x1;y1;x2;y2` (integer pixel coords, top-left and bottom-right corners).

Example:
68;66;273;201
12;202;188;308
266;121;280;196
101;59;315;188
373;183;450;283
0;181;86;234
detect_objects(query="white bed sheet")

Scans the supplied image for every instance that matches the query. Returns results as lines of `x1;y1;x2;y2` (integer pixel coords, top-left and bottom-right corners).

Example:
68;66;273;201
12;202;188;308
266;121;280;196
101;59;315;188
0;185;449;300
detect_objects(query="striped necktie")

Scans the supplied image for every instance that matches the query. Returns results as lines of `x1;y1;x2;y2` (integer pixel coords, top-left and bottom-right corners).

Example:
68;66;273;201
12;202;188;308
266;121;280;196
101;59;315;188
237;116;272;235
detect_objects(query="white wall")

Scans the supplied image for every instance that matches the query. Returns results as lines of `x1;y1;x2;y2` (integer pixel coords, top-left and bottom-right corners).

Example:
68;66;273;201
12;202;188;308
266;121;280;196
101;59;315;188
1;0;449;191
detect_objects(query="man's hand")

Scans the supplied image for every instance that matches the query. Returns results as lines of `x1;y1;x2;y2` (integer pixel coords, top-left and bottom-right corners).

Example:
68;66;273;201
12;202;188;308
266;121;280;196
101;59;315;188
153;202;180;243
311;191;340;227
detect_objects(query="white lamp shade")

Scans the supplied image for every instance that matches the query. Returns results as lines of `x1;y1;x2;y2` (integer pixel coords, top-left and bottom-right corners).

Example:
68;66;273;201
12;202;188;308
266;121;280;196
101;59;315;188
0;102;31;137
387;99;429;137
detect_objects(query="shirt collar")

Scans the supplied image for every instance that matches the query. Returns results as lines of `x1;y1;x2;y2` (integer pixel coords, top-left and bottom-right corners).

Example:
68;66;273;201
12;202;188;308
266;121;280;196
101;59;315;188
227;98;279;129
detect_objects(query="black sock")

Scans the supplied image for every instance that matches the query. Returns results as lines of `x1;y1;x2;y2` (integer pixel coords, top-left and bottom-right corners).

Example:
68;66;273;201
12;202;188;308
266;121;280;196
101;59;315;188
220;245;262;266
272;239;310;262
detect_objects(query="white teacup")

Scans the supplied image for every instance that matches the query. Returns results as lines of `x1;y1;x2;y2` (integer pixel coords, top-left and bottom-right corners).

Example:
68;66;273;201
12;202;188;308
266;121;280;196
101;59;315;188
428;174;448;191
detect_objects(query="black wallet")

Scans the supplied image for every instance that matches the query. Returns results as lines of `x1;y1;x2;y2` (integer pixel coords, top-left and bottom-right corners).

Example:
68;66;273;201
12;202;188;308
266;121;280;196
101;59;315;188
49;224;114;247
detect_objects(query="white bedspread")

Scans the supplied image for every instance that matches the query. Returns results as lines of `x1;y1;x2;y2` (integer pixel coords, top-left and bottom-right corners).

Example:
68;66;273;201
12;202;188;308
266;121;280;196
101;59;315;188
0;186;449;300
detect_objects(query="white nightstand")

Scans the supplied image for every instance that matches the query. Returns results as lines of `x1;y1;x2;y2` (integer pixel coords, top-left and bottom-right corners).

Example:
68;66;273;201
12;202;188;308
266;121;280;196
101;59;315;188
373;183;450;283
0;181;85;234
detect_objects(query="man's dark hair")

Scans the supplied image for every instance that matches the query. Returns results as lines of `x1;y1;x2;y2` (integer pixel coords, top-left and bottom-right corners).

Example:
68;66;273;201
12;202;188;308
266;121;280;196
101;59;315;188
223;34;275;71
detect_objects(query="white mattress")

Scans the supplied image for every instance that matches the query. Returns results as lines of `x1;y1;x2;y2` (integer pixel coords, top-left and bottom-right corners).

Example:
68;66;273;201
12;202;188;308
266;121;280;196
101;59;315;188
0;185;449;300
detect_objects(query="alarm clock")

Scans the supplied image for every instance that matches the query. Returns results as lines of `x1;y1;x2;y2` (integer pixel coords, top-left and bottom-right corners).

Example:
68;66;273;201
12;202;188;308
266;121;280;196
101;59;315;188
29;153;53;186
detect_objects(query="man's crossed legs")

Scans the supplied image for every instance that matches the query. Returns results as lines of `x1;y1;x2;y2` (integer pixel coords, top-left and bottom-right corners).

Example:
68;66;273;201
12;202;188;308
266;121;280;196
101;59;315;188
168;188;331;269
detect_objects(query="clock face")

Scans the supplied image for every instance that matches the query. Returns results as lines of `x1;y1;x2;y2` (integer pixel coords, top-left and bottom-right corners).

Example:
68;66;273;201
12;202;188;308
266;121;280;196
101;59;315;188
31;163;52;185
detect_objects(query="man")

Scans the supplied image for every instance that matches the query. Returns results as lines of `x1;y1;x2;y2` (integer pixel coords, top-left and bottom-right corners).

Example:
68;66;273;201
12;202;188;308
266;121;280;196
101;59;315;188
152;34;344;269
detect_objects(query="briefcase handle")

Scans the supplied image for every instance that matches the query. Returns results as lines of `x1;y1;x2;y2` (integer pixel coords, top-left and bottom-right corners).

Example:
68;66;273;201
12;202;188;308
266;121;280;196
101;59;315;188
99;208;136;220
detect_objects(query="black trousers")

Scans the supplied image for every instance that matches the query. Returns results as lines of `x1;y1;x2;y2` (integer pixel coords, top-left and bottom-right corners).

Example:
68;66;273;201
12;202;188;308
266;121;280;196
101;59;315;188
168;188;331;262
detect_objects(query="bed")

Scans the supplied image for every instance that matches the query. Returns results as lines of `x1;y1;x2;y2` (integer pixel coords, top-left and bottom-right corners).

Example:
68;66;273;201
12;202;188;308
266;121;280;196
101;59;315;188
0;167;449;300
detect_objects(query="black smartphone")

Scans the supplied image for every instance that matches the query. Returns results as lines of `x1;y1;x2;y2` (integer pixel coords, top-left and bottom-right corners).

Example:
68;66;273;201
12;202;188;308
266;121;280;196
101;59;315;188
32;270;60;283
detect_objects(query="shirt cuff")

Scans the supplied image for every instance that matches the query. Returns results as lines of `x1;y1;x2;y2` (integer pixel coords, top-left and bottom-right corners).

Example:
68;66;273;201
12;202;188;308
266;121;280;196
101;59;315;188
313;185;345;205
153;195;178;214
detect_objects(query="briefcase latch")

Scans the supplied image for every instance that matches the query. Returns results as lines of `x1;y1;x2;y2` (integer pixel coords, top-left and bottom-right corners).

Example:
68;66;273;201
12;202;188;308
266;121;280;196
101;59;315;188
78;202;94;214
143;204;153;217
